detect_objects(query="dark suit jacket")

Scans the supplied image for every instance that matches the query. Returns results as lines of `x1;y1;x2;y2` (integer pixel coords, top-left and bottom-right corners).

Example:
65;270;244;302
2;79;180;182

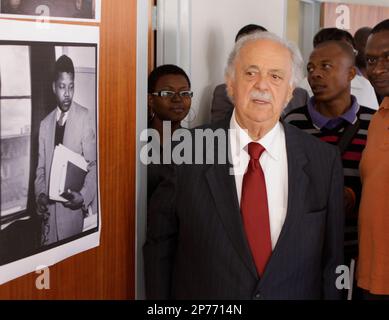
144;118;344;300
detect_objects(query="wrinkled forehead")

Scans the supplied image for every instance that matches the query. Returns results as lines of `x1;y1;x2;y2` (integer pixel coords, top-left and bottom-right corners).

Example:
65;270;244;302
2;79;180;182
236;39;293;73
366;31;389;55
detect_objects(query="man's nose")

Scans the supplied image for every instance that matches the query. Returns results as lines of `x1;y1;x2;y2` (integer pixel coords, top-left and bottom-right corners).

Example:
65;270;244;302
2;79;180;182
254;74;269;90
310;69;323;79
64;88;69;97
171;92;182;101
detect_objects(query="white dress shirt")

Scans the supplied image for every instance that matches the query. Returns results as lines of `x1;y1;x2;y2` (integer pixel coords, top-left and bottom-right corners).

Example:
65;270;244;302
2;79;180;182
299;75;379;110
56;107;69;124
229;110;288;249
57;107;69;124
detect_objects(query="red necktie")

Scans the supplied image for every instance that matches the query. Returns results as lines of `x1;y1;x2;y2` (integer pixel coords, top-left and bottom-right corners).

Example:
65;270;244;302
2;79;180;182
241;142;272;276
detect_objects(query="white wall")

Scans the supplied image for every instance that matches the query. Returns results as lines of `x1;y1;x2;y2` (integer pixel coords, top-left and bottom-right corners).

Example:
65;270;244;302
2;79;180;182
157;0;287;127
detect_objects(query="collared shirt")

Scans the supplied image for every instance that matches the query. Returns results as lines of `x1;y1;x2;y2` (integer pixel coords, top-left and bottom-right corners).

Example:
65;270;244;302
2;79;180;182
357;97;389;294
307;95;360;130
229;110;288;249
56;107;69;124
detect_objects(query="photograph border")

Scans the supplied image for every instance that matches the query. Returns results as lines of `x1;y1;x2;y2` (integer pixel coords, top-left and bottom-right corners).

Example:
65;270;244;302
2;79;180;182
0;0;101;23
0;19;100;285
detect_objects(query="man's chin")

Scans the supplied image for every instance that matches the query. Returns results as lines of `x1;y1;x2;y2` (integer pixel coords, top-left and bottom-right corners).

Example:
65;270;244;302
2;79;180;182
61;104;71;111
245;114;277;127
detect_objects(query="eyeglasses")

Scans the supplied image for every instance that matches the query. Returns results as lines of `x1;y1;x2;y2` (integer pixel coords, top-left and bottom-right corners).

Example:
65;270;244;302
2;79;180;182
151;90;193;98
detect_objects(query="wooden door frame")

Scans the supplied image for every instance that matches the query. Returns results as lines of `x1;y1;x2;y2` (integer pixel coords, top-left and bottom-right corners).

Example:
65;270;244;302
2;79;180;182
135;0;149;300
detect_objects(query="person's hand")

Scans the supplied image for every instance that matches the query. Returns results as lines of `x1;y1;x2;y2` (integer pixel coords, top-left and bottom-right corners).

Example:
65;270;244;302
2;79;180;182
63;189;84;210
37;193;49;214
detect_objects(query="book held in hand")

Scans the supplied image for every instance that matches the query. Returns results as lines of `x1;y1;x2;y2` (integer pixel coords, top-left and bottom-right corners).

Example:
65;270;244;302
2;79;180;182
49;144;88;202
59;161;87;199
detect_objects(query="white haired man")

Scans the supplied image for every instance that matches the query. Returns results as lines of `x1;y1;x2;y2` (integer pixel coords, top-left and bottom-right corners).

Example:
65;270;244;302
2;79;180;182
144;31;344;300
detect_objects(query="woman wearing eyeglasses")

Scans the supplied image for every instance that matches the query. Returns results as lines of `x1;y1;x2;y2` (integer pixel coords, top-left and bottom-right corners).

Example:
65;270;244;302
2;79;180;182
147;64;193;202
147;64;193;141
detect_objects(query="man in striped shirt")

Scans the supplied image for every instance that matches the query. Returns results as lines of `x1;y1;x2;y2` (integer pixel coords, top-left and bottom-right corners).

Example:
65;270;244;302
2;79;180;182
284;40;374;279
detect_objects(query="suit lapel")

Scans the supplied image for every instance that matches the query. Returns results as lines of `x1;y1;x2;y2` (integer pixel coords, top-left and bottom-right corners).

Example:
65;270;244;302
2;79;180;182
280;123;309;244
63;102;76;149
205;122;258;279
46;110;56;168
261;123;310;281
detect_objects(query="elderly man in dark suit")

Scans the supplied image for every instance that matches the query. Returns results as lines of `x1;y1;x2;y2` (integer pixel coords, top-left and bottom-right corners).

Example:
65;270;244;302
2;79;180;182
144;31;344;300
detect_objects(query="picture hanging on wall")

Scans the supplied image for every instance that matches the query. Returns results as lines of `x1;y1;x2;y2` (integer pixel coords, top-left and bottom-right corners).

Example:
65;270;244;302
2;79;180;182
0;19;100;285
0;0;101;22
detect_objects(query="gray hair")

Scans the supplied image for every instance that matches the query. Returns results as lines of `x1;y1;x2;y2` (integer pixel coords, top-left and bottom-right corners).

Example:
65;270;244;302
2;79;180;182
225;31;304;88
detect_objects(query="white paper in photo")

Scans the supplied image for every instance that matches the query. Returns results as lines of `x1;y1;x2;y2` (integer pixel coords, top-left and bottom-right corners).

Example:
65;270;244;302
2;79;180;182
0;0;101;23
0;19;101;286
49;144;88;202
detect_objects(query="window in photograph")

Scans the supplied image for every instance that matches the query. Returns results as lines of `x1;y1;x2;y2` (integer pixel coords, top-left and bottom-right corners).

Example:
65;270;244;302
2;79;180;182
0;45;32;229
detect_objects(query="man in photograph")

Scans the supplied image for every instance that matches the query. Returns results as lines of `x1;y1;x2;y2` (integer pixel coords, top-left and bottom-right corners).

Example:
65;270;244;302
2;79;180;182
35;54;96;246
144;31;344;300
1;0;23;14
1;0;95;19
73;0;93;19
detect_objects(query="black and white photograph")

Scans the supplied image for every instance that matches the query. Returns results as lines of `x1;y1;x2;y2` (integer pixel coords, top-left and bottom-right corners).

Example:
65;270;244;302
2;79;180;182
0;20;100;285
0;0;101;22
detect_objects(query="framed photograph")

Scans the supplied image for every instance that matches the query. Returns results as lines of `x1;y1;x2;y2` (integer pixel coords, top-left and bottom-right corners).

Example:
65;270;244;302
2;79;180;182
0;0;101;22
0;19;100;285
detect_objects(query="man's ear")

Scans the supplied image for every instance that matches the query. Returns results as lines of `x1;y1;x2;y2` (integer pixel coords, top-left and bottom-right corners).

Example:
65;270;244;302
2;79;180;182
349;66;357;81
286;85;294;104
52;81;56;94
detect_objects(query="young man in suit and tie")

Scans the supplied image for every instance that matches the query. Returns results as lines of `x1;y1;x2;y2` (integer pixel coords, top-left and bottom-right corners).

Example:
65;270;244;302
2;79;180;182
35;55;97;246
144;31;344;300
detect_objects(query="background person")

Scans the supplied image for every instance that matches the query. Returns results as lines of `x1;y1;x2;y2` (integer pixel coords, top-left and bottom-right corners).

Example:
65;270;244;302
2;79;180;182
297;28;379;112
284;41;374;297
357;19;389;300
147;64;193;202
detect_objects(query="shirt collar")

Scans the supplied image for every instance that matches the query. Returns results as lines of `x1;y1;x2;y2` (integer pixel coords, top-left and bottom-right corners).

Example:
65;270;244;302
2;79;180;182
307;95;359;130
56;107;69;121
229;109;282;161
